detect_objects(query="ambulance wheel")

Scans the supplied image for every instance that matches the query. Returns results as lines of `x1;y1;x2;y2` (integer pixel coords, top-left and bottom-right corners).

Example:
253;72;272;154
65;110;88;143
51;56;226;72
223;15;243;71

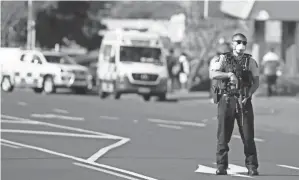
43;76;56;94
142;94;151;101
98;81;109;99
33;88;43;93
157;93;167;101
114;92;121;100
1;76;14;92
73;87;88;94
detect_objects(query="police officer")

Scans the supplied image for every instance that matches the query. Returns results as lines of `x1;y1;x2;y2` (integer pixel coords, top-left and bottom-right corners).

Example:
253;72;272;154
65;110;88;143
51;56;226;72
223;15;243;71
209;33;260;176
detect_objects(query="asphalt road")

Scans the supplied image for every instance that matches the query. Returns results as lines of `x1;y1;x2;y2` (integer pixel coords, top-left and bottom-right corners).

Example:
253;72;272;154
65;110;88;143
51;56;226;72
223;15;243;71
1;90;299;180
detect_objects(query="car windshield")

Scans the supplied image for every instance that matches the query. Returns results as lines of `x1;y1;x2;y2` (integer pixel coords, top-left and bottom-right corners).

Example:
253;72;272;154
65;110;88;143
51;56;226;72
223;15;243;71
44;54;77;65
120;46;162;64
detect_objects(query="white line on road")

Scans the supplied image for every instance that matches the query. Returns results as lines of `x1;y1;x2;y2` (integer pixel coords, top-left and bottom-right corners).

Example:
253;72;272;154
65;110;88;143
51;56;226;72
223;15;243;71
148;118;206;127
0;142;21;149
0;129;115;139
100;116;119;120
87;138;130;162
53;109;69;114
74;162;140;180
232;135;265;142
31;113;84;121
2;114;123;139
1;120;39;124
212;163;249;174
195;164;253;178
157;124;182;130
277;164;299;170
201;119;209;123
0;139;158;180
17;102;27;106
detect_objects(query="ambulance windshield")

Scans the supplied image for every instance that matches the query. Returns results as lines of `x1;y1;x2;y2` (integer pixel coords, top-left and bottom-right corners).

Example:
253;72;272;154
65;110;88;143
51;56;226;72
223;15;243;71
120;46;162;64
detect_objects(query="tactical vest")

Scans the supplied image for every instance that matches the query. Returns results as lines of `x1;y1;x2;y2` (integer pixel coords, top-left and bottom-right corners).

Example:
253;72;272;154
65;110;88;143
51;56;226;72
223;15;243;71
211;52;253;104
220;52;252;93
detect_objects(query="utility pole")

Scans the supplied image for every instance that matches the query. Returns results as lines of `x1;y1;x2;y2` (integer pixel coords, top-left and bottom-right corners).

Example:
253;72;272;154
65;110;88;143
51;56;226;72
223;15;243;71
26;0;35;50
204;0;209;19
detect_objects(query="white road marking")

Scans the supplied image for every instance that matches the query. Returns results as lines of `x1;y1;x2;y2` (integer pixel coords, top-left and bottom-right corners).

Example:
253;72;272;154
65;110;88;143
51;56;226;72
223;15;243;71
74;162;140;180
211;163;248;174
133;120;139;123
31;113;84;121
0;142;21;149
201;119;209;123
53;109;69;114
212;116;217;121
157;124;182;130
2;115;122;139
0;129;115;139
0;139;158;180
1;119;39;124
232;135;265;142
195;165;216;174
100;116;119;120
87;138;130;162
17;102;27;106
148;118;206;127
195;164;253;178
277;164;299;170
1;114;130;164
227;164;249;174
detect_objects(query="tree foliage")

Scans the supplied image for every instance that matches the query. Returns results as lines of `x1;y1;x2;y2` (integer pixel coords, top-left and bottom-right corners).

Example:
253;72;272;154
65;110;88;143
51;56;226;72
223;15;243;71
0;1;27;46
35;1;110;50
110;1;184;19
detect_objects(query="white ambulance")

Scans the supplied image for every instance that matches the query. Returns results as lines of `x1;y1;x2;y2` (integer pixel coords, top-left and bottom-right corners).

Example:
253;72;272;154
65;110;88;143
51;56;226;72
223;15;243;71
97;28;168;101
0;48;93;94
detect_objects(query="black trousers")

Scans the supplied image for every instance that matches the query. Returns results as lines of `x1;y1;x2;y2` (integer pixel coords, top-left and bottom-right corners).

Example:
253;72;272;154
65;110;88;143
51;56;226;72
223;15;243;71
216;94;258;169
266;75;277;96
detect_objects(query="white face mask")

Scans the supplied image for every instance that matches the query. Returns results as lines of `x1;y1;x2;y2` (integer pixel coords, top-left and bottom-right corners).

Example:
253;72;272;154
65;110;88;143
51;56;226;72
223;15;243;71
235;44;246;53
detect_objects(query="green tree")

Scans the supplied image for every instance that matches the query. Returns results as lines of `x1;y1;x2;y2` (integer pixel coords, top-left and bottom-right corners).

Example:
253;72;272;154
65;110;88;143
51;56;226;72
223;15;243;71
35;1;111;50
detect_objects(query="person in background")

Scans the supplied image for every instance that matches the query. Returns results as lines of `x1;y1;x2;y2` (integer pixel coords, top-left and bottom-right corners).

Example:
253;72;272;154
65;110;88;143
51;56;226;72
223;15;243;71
178;52;190;91
166;49;178;92
261;47;281;97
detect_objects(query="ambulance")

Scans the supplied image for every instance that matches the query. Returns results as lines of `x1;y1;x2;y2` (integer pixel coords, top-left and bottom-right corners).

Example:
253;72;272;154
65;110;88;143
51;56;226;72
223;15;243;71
97;28;168;101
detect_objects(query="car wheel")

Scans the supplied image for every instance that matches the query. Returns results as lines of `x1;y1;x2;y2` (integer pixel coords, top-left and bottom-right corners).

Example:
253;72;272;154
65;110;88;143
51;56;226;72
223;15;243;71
98;81;109;99
43;76;55;94
1;76;14;92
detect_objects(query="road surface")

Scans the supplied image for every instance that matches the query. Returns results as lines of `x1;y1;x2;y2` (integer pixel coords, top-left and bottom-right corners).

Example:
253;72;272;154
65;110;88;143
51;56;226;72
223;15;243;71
1;90;299;180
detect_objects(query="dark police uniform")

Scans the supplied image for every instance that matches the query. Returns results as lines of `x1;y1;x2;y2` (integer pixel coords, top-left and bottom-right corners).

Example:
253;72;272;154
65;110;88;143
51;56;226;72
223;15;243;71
209;52;259;174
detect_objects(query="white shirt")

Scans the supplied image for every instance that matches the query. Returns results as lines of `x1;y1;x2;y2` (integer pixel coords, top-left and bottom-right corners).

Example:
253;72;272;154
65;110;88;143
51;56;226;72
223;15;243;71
179;55;190;75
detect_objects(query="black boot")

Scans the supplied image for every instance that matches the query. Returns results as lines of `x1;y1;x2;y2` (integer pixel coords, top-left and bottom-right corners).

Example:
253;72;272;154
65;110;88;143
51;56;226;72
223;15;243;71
216;168;227;175
248;167;259;176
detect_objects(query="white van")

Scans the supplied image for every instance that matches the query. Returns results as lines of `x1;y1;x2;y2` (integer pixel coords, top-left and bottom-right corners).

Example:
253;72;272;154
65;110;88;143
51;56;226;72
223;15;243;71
0;48;93;94
97;28;168;101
